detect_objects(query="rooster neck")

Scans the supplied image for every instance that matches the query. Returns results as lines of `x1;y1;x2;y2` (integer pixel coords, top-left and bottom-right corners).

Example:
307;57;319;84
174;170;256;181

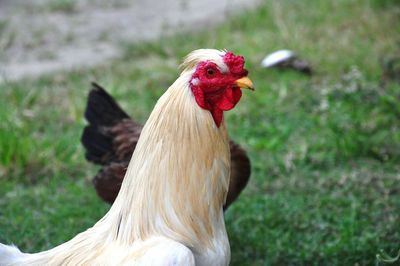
106;72;231;252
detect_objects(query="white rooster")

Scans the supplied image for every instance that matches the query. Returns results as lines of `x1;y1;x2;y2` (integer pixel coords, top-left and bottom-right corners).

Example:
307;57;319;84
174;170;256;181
0;49;254;266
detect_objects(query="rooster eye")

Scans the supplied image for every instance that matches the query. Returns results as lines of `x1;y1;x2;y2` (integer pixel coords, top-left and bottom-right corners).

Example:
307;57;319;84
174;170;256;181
206;68;215;76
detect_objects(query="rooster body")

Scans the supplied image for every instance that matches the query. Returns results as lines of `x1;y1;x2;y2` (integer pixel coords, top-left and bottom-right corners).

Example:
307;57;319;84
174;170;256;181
81;83;251;209
0;49;253;265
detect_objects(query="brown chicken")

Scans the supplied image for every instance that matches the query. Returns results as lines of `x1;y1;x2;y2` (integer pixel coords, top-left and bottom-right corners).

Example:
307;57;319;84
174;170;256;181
81;83;251;210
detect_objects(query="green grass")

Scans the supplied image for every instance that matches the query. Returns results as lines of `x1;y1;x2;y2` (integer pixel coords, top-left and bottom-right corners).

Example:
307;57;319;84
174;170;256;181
1;0;400;265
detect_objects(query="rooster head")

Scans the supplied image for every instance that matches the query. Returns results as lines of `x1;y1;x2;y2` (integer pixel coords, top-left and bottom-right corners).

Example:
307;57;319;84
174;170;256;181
181;49;254;127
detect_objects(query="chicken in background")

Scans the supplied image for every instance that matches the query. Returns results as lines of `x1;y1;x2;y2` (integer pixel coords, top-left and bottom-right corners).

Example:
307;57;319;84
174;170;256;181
81;83;251;210
0;49;254;265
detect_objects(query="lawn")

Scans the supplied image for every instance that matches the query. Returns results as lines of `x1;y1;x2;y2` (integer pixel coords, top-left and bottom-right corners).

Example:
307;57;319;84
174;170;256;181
0;0;399;265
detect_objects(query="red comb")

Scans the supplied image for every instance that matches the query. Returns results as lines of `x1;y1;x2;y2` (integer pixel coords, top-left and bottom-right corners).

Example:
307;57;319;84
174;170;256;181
223;51;247;75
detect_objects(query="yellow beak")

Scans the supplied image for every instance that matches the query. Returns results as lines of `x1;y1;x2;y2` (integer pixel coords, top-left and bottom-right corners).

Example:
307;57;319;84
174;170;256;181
235;77;255;91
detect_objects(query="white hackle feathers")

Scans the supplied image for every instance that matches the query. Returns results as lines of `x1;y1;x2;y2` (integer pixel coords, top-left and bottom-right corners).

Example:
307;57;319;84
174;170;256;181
180;49;229;73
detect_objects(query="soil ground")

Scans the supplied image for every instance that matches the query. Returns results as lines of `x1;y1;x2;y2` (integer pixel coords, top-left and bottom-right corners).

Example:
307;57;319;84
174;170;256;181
0;0;260;81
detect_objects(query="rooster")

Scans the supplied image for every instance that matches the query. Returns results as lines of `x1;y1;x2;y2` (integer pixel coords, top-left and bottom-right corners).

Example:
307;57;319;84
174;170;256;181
0;49;254;265
81;83;251;210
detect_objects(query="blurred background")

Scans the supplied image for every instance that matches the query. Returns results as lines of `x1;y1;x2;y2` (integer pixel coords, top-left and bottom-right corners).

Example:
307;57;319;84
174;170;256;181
0;0;399;265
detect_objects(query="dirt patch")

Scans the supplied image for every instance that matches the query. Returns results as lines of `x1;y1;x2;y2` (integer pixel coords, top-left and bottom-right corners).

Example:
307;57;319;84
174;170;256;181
0;0;260;81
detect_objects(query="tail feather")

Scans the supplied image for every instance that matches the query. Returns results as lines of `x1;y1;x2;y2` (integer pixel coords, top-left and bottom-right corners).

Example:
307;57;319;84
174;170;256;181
81;126;113;164
81;83;131;165
84;83;130;127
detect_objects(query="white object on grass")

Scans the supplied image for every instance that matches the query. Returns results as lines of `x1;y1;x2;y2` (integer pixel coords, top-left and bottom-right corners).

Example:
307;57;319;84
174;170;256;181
260;49;296;68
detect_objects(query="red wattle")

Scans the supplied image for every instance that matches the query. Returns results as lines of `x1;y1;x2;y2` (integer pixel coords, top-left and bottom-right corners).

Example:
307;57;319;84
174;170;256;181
191;85;243;127
211;108;223;127
216;87;242;111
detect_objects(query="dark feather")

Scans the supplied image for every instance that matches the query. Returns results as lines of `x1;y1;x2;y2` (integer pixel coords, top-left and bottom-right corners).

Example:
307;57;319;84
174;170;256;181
93;162;127;204
85;83;130;127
